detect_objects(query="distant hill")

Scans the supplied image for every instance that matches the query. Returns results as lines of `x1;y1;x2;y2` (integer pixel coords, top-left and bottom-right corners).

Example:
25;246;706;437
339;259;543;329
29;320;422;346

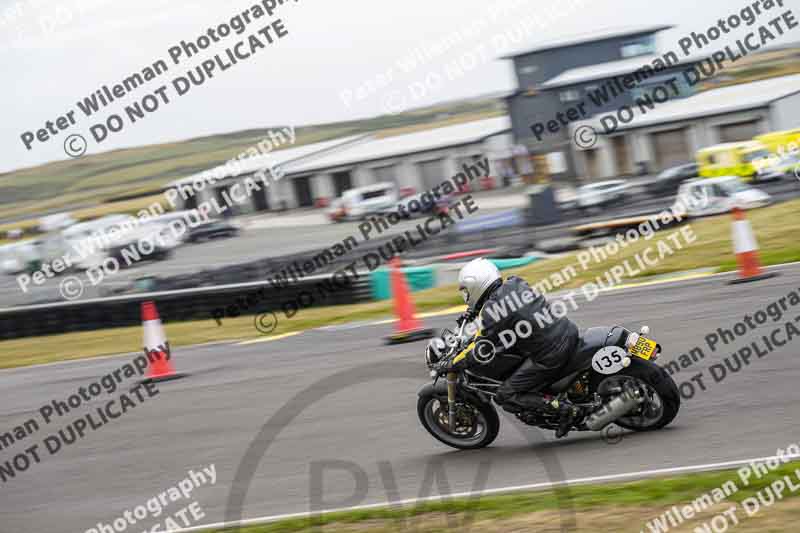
2;41;797;226
695;42;800;92
0;95;507;223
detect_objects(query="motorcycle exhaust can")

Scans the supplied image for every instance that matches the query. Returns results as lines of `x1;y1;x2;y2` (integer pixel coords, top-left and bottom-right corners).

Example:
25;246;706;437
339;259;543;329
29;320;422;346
584;387;644;431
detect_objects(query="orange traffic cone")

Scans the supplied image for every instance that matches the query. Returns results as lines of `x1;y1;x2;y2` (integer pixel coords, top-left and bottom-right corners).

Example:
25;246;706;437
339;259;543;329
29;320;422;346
728;207;778;284
140;301;185;383
385;258;434;344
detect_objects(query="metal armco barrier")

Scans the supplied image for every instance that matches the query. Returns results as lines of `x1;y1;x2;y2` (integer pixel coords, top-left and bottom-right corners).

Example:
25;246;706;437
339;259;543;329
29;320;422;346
0;273;372;340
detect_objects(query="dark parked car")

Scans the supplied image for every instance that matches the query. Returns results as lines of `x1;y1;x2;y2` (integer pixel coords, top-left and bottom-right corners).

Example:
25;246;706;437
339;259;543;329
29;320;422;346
185;220;240;243
647;163;699;196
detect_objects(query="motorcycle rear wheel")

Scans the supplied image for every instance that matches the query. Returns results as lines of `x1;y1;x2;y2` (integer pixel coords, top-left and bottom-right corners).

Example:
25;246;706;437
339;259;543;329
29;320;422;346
417;392;500;450
590;358;680;431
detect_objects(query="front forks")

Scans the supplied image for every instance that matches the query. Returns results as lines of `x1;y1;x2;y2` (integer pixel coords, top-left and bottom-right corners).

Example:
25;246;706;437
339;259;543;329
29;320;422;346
446;371;457;429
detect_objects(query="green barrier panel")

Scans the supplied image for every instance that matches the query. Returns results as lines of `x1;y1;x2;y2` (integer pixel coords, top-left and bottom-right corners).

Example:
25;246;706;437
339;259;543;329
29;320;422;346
489;257;540;270
371;266;436;300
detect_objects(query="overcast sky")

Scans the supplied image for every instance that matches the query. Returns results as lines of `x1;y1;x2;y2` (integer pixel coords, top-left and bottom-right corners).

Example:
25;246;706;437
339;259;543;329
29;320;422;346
1;0;795;173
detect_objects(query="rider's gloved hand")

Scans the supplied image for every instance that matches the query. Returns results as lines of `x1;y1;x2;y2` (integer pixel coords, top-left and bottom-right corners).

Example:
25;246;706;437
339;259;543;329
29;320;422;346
458;307;479;325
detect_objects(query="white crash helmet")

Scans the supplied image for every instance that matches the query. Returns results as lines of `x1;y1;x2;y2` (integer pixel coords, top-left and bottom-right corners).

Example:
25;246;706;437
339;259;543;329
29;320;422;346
458;258;501;310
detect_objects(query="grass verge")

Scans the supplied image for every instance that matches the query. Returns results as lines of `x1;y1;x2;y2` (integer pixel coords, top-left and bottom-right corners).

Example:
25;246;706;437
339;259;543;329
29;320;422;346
1;199;798;369
512;197;800;287
209;462;800;532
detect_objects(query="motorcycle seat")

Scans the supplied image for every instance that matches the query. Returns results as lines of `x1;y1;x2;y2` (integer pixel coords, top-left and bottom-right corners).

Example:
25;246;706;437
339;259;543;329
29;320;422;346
547;327;621;393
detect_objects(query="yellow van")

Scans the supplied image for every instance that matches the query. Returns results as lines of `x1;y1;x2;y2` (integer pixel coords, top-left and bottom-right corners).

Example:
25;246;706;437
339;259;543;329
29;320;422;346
696;141;782;183
754;129;800;156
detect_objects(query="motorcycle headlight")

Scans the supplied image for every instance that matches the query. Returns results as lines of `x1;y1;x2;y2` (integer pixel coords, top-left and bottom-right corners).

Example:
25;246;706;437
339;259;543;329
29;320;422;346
425;338;446;367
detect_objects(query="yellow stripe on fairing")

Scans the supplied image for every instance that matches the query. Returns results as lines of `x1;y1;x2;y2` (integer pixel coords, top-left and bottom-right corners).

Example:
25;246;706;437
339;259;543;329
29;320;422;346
453;341;476;364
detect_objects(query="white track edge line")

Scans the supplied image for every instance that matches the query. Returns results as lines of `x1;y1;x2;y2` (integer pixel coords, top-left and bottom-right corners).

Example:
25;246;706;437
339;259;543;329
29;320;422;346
174;453;800;532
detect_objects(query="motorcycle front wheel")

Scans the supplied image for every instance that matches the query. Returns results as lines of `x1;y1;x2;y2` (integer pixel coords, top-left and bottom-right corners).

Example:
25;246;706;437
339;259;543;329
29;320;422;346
417;392;500;450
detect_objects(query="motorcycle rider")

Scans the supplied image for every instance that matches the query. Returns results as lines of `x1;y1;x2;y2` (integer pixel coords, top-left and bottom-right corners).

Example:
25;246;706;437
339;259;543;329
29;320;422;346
454;257;582;438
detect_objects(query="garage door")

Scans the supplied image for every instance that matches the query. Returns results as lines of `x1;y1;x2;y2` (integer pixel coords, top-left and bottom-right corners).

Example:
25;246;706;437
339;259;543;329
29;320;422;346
292;176;313;207
611;136;631;175
332;171;352;197
583;149;600;180
652;129;690;170
718;121;761;143
417;159;444;191
372;165;396;186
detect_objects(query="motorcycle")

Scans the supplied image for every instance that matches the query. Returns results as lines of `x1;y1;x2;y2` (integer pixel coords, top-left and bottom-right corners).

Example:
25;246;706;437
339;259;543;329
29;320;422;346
417;319;680;449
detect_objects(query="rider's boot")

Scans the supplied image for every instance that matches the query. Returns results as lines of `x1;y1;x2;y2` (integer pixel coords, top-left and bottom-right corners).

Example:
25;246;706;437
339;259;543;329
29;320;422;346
497;391;582;438
553;399;582;438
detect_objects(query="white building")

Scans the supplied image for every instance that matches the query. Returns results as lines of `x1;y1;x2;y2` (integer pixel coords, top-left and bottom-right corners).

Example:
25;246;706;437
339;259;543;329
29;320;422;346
571;74;800;179
166;116;513;212
283;116;513;207
166;135;369;214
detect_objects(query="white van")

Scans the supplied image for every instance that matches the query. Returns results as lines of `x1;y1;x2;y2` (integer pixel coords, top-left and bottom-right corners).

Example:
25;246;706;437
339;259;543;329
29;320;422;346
674;176;771;218
28;215;135;271
576;180;630;212
327;182;398;221
57;215;139;269
0;240;39;275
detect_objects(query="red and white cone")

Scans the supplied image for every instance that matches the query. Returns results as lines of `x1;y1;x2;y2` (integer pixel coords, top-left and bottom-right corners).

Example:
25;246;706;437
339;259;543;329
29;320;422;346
385;258;434;344
141;301;185;383
728;207;777;284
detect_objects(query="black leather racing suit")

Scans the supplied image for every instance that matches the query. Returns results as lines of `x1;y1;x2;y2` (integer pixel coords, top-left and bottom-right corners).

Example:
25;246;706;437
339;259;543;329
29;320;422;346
473;276;580;411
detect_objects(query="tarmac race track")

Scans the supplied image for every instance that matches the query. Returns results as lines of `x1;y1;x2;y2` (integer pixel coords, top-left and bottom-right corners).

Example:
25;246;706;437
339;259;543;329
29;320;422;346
1;263;800;532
